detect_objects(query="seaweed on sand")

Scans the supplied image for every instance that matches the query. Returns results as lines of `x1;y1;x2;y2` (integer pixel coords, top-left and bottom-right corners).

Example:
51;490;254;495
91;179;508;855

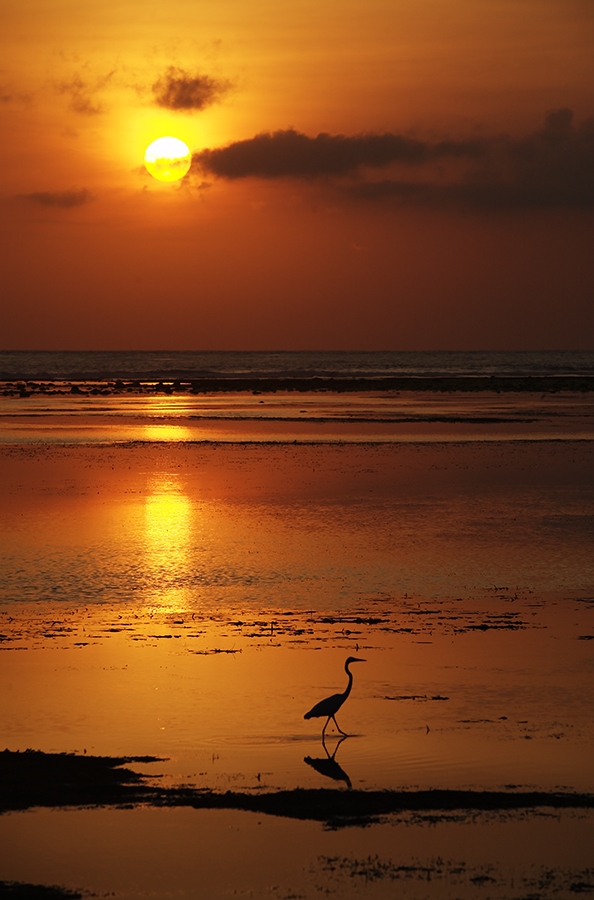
2;750;594;828
0;749;162;813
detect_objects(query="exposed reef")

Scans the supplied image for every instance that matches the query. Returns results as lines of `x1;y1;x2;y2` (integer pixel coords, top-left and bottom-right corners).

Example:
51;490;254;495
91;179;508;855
2;374;594;397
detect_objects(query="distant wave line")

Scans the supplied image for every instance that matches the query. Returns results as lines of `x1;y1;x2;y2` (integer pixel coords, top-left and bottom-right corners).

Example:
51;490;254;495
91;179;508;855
2;349;594;383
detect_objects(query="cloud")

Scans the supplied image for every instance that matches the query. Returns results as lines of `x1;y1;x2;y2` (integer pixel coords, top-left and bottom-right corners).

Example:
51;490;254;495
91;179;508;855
56;70;115;115
22;189;94;208
193;128;484;179
151;66;230;111
193;110;594;209
0;85;31;104
503;107;594;207
349;109;594;210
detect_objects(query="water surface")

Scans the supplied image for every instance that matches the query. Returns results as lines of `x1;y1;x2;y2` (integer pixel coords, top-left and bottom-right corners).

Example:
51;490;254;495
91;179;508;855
1;386;593;900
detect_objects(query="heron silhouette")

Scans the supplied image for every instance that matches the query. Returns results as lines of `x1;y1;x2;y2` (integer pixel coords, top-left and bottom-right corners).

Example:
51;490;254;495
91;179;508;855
304;656;366;736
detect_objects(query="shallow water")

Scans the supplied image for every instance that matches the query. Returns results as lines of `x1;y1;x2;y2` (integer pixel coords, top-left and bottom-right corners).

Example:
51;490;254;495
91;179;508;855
1;389;593;443
1;805;593;900
1;440;593;785
1;397;593;898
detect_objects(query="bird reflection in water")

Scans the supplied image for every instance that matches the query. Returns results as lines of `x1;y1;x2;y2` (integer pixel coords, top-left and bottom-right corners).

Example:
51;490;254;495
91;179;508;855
304;735;352;789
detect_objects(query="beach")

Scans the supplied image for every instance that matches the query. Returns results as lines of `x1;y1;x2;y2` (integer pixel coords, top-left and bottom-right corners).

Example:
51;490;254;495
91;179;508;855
1;371;594;898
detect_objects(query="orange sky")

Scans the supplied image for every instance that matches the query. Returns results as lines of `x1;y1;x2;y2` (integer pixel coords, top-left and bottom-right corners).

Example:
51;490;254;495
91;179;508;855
1;0;593;350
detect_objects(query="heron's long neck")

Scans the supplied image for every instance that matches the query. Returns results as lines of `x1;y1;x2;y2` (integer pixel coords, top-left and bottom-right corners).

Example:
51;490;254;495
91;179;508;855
342;664;354;700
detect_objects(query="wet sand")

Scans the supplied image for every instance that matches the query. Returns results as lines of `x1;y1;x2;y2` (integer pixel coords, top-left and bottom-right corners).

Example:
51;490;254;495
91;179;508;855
1;431;593;898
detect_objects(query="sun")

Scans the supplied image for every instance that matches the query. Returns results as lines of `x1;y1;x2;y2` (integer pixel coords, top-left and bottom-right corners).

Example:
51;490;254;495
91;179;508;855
144;137;192;183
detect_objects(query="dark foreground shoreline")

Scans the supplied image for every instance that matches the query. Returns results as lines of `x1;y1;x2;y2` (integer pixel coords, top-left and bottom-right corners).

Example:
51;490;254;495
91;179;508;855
2;750;593;826
3;374;594;397
0;882;83;899
3;751;594;900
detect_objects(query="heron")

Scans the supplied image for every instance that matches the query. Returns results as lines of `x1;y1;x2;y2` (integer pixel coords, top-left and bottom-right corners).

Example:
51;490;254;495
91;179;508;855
303;656;366;736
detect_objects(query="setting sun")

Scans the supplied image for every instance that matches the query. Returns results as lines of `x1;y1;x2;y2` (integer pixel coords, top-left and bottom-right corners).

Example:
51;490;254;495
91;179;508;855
144;136;191;182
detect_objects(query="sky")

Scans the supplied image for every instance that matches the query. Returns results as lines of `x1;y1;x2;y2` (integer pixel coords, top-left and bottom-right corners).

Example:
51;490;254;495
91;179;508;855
1;0;594;350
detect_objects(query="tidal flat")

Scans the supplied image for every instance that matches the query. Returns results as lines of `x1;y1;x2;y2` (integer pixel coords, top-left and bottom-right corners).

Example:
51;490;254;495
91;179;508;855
1;398;593;898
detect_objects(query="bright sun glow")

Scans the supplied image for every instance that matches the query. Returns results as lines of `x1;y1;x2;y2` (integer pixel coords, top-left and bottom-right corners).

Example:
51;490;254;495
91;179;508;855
144;136;192;183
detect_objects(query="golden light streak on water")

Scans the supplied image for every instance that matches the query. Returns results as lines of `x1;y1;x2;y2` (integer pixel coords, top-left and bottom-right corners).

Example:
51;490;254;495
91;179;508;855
144;473;194;610
142;424;194;442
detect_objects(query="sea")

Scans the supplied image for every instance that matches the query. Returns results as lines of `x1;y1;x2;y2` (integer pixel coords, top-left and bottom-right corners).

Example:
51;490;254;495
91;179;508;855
1;348;594;382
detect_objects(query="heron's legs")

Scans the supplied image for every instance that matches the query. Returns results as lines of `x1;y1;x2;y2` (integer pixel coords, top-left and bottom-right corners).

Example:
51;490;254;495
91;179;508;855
322;715;349;737
332;716;349;736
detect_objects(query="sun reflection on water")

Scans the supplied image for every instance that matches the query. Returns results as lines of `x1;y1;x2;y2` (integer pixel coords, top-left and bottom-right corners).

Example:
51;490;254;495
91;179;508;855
142;424;194;442
144;473;193;609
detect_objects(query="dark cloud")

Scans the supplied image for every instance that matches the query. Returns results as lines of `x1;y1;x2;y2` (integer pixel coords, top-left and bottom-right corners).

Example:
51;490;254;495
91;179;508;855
23;189;94;208
192;111;594;209
193;128;485;179
504;108;594;207
152;66;230;111
348;109;594;210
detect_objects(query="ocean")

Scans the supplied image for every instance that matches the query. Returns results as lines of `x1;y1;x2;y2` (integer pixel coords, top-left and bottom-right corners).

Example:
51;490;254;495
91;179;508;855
1;348;594;382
